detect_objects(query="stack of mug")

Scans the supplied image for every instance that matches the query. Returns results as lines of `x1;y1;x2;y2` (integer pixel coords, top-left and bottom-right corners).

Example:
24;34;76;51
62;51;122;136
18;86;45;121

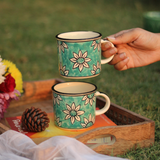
52;31;114;129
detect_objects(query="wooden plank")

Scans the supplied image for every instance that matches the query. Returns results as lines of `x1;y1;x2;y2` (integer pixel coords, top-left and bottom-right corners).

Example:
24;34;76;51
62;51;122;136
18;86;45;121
10;78;64;107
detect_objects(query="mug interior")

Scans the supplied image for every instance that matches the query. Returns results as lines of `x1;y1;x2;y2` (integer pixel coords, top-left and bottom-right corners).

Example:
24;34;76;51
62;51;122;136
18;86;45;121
52;82;96;95
56;31;101;40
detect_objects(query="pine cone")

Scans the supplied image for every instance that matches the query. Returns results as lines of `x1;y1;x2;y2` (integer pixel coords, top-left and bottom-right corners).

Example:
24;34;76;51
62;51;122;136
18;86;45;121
21;107;50;132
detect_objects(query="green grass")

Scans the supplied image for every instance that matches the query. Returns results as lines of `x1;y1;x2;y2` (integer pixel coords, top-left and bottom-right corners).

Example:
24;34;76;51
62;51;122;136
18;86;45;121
0;0;160;159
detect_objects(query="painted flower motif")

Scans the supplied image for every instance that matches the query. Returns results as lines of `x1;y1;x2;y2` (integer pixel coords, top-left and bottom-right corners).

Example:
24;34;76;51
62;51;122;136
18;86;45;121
59;63;69;76
53;94;62;105
91;61;101;75
63;102;85;124
70;50;91;72
58;41;68;53
81;114;95;128
91;40;100;51
55;115;62;127
82;93;95;106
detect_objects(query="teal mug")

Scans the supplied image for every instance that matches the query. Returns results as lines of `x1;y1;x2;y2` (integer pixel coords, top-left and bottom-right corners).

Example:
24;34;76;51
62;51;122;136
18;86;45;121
56;31;114;79
52;82;110;129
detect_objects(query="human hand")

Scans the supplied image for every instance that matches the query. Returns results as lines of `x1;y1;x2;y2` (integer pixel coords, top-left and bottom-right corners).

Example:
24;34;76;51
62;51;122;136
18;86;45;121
101;28;160;70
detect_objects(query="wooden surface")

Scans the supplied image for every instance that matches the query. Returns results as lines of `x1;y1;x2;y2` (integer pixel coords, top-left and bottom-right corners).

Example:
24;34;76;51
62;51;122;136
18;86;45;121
0;78;155;156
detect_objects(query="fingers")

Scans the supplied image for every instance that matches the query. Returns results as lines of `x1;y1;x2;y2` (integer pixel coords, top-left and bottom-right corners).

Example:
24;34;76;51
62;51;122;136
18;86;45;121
108;52;130;71
114;57;130;71
101;41;130;71
107;28;142;45
101;41;117;58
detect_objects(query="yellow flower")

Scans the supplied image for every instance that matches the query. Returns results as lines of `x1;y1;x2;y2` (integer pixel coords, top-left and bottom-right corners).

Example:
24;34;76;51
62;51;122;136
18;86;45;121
2;60;23;93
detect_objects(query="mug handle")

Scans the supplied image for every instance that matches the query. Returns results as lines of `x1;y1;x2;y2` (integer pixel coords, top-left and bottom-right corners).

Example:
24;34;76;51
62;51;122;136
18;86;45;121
101;39;114;64
95;91;110;116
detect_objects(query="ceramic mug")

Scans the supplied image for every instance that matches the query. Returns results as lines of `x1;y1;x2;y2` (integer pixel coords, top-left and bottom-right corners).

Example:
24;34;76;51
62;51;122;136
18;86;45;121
52;82;110;129
56;31;114;79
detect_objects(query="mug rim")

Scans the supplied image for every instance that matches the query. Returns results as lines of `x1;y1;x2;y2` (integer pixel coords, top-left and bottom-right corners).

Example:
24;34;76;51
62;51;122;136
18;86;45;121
52;81;97;96
56;31;102;42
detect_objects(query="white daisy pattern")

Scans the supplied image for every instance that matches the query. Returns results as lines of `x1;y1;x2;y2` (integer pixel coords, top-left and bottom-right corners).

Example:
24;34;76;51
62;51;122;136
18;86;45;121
81;114;95;128
53;94;62;105
59;63;69;76
91;61;101;75
82;93;96;106
58;41;68;53
70;50;91;72
55;116;62;127
91;40;100;51
63;102;85;124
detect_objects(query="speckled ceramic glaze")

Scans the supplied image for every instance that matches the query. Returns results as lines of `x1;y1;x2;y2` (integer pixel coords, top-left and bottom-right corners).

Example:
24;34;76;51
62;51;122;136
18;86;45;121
52;82;110;129
56;31;114;79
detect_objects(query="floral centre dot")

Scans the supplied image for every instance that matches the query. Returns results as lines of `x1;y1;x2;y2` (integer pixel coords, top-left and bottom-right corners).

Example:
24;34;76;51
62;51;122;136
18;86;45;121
77;58;84;64
70;110;77;117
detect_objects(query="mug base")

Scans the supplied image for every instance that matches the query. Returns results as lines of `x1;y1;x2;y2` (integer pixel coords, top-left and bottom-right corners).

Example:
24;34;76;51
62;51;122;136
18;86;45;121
55;124;94;131
60;73;100;79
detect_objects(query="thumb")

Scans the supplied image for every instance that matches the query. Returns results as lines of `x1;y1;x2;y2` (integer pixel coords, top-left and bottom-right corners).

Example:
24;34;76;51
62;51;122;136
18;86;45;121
107;29;140;45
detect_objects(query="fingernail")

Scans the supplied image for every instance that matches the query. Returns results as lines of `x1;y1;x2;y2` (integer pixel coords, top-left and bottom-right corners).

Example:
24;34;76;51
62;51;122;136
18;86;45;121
110;48;116;54
104;43;110;49
119;53;126;59
123;57;129;62
107;36;115;41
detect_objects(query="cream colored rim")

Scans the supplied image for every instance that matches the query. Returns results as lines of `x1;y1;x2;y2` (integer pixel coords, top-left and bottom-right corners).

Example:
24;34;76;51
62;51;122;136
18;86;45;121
52;82;97;96
56;31;102;42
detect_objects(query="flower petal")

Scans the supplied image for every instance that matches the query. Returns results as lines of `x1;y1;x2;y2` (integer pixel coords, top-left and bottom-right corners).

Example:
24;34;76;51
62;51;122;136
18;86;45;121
84;98;89;105
85;58;91;62
56;117;60;123
66;104;72;111
65;114;71;120
77;110;85;116
73;63;79;69
94;44;97;50
70;58;77;63
78;50;83;57
83;62;89;68
75;105;80;111
73;52;79;59
79;64;83;72
62;66;66;72
91;70;95;75
97;61;100;68
71;117;75;124
58;122;62;126
64;70;69;76
71;102;76;110
92;116;95;123
75;115;81;121
62;42;68;49
82;96;87;101
89;114;92;121
81;123;86;128
82;51;88;58
98;44;100;51
91;41;96;47
84;117;88;124
93;64;97;71
90;99;93;106
57;95;62;101
56;98;60;105
63;110;70;115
